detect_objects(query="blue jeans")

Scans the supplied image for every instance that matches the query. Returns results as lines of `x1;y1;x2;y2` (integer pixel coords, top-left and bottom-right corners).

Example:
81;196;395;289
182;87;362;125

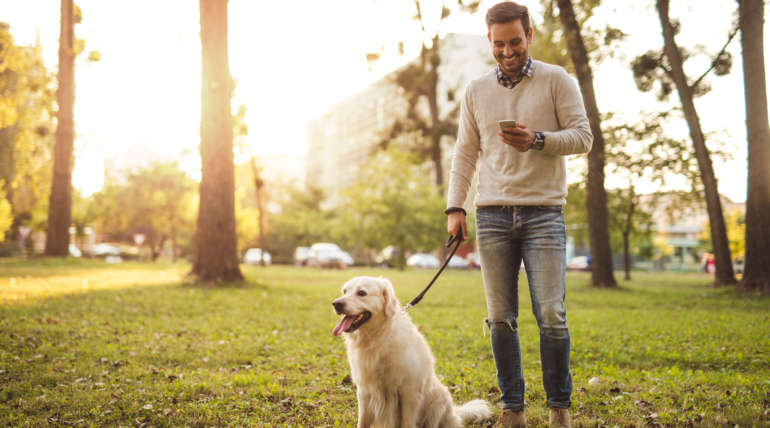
476;205;572;410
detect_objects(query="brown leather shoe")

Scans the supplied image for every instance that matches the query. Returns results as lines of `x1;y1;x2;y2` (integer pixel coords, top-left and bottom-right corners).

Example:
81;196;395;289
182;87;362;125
549;408;571;428
495;409;527;427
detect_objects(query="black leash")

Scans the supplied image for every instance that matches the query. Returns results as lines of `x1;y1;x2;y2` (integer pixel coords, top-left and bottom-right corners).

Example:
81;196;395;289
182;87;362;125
404;231;464;311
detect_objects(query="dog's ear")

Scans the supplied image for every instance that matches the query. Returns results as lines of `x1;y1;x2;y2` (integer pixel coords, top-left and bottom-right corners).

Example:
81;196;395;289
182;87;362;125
380;277;400;318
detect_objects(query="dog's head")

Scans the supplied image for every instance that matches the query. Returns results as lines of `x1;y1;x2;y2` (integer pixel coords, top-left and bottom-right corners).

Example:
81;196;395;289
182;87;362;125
331;276;400;336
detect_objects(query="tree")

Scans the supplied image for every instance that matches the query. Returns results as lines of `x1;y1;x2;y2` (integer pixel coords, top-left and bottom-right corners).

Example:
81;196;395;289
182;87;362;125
232;104;267;266
262;184;333;264
192;0;243;281
128;163;196;261
604;112;700;280
0;182;12;240
44;0;76;256
556;0;616;287
633;0;737;285
0;23;55;248
373;0;481;191
335;147;446;268
85;162;196;261
737;0;770;295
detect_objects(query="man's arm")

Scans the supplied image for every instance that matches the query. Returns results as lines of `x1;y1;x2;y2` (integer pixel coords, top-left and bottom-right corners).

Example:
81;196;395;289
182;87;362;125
539;67;593;156
446;84;480;238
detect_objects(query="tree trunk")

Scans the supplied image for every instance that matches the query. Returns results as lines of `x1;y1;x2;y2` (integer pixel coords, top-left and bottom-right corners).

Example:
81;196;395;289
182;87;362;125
738;0;770;295
557;0;617;288
192;0;243;282
622;232;630;280
657;0;736;286
425;36;444;192
622;198;635;281
170;212;178;263
249;155;265;267
44;0;75;257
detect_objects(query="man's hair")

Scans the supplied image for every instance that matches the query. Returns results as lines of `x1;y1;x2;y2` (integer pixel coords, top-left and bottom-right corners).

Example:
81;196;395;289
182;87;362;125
485;2;531;35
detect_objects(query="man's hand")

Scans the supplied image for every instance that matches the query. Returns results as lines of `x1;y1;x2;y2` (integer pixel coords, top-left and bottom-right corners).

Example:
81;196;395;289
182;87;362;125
499;123;536;152
447;212;468;241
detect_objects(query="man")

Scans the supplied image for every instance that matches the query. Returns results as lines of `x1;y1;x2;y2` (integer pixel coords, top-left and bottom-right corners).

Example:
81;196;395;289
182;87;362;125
445;2;592;427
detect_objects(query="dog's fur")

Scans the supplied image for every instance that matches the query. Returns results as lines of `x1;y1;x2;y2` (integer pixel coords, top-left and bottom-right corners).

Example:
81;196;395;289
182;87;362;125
332;276;491;427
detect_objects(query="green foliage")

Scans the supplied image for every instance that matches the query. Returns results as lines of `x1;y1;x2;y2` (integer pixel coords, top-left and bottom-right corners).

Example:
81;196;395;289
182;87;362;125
0;182;12;240
700;207;745;259
86;162;196;260
334;148;446;266
262;185;334;264
0;23;56;239
0;261;768;426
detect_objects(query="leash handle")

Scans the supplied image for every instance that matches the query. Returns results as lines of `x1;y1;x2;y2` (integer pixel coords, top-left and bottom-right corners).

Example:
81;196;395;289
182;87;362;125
405;230;464;310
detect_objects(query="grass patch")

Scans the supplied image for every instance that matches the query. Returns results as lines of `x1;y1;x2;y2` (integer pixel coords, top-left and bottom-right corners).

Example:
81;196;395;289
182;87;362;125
1;261;768;426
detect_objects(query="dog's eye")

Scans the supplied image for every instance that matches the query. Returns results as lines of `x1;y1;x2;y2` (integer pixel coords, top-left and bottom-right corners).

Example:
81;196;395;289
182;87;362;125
357;290;367;297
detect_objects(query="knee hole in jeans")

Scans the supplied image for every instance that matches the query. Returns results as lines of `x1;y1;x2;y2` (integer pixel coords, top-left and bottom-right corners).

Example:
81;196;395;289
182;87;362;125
486;319;518;333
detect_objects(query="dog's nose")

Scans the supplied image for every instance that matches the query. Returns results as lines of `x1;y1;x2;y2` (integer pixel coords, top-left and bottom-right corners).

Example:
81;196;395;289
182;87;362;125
332;300;345;314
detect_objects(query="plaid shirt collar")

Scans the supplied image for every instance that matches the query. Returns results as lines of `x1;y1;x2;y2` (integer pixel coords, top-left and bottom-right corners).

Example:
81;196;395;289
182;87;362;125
495;56;534;89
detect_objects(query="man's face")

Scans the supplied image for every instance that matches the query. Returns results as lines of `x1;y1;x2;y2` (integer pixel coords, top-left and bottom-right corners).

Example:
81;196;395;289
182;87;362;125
488;19;533;78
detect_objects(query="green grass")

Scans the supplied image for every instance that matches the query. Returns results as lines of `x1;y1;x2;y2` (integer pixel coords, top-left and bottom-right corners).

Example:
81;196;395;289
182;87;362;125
0;259;768;426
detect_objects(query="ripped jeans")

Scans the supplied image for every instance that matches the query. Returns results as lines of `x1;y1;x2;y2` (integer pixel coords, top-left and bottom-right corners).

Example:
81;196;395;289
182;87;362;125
476;205;571;410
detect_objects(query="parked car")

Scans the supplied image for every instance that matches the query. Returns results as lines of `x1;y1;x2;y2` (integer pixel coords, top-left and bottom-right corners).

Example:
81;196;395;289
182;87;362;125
466;252;481;269
91;243;121;257
447;255;469;269
406;253;440;269
307;243;354;268
566;255;590;271
68;244;82;258
374;245;404;268
243;248;271;265
294;246;310;266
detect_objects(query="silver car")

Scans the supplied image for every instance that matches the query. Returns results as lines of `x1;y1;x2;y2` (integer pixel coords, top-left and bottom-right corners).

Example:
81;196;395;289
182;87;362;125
307;243;354;268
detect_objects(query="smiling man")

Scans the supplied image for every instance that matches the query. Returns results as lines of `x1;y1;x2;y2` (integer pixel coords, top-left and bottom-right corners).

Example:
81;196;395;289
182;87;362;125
444;2;592;427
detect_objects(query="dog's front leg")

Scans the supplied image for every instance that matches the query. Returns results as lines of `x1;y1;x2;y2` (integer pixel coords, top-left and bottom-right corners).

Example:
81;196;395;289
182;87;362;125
356;389;374;428
371;391;400;428
398;391;421;428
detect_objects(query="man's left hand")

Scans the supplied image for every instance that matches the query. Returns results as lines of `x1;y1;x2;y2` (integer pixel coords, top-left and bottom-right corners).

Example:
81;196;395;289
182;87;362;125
499;123;535;152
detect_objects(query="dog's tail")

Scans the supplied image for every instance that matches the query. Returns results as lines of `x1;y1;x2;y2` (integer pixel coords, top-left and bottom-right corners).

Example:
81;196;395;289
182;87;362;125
455;399;492;423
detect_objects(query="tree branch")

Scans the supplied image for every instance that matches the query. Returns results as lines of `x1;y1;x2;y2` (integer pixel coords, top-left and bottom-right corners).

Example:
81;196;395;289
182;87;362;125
691;23;739;90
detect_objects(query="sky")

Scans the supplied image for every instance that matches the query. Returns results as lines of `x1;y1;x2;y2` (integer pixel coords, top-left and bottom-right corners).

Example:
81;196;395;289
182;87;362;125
1;0;767;203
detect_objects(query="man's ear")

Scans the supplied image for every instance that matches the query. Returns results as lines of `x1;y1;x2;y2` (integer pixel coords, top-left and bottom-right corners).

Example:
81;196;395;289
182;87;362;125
380;278;399;318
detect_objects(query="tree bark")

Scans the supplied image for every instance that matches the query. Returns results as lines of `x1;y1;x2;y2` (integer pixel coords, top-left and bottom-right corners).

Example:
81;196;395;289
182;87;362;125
424;36;444;192
249;155;265;267
622;198;635;281
557;0;617;288
738;0;770;295
169;210;178;263
44;0;75;257
192;0;243;282
657;0;736;286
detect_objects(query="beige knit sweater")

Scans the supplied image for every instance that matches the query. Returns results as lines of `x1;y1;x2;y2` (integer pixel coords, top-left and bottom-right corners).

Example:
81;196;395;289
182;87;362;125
446;60;592;209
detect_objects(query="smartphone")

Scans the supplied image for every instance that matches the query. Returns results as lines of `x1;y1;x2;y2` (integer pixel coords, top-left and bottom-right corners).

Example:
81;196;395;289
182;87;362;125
498;120;517;131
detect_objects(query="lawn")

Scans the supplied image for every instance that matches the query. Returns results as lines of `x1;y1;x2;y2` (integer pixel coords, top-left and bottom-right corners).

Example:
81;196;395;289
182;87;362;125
0;259;768;427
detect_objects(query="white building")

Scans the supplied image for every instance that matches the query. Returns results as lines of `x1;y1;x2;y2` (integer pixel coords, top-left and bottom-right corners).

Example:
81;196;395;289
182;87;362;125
306;33;493;203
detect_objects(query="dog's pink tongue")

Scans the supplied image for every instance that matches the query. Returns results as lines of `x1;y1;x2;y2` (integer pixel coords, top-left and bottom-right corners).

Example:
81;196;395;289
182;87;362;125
333;316;354;336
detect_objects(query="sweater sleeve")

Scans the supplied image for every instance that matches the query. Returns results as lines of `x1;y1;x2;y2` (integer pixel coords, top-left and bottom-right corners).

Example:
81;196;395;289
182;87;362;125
540;68;593;156
446;84;481;210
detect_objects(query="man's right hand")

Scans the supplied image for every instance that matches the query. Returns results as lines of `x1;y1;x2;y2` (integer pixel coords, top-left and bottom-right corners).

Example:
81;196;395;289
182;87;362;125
447;212;468;241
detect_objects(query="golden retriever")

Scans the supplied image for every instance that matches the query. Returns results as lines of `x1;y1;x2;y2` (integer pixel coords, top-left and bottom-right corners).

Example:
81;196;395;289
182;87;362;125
332;276;491;427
